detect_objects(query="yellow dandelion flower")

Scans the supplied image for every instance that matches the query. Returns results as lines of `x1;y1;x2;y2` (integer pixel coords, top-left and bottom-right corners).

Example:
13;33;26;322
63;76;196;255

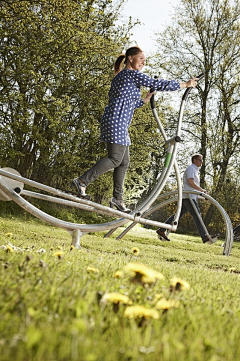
156;298;180;310
87;266;99;274
53;251;65;259
229;267;236;272
131;247;140;256
70;245;75;250
6;244;14;253
124;263;164;284
5;233;13;237
101;292;132;305
113;270;123;278
124;305;159;320
170;277;190;291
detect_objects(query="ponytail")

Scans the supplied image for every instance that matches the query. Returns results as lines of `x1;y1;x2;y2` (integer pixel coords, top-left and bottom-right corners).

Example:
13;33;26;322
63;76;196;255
114;46;143;75
114;54;125;75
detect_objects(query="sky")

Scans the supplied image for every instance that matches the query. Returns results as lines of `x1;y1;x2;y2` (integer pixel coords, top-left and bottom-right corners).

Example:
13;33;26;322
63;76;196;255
120;0;180;54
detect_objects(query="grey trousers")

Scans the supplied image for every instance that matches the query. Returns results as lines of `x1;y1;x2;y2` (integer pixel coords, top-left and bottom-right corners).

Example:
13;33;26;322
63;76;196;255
80;143;129;201
159;198;206;240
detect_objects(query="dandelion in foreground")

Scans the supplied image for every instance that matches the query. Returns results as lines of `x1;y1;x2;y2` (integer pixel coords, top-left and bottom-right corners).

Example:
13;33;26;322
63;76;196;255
155;298;180;310
170;277;190;291
70;245;75;250
131;247;140;256
124;305;159;320
53;251;65;259
5;233;13;237
87;266;99;274
101;292;132;305
124;262;164;285
6;244;14;253
113;270;123;278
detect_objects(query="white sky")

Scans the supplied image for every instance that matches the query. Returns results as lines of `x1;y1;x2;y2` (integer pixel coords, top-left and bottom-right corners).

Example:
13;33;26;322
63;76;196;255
120;0;180;54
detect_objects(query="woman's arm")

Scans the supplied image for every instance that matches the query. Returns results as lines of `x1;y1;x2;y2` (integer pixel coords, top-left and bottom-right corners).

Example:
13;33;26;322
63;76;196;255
134;71;198;91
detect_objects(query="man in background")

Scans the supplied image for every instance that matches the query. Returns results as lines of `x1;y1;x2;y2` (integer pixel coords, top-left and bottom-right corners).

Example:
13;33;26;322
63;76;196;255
156;153;218;244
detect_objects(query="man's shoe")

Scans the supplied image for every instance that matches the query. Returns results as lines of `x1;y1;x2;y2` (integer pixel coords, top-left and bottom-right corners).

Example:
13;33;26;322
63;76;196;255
203;234;218;244
156;229;170;241
109;197;131;213
71;178;91;200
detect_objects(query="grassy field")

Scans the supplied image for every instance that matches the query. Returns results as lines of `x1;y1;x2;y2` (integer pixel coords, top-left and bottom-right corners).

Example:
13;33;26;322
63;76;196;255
1;215;240;361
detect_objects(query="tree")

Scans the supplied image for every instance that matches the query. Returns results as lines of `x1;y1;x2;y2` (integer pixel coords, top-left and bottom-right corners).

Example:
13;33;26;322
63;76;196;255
152;0;240;226
0;0;130;186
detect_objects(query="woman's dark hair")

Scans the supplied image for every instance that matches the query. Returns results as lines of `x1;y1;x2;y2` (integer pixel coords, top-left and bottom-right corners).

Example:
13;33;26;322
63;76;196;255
114;46;143;75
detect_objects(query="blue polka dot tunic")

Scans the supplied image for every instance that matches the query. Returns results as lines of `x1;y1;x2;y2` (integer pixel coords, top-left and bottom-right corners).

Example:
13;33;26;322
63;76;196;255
100;69;180;146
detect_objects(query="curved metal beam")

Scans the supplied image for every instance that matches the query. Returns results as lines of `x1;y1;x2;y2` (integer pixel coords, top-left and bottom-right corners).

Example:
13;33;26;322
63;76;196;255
0;174;174;232
121;190;233;256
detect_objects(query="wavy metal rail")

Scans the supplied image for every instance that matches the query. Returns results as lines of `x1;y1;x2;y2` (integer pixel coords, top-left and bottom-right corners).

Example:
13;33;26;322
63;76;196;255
115;190;233;256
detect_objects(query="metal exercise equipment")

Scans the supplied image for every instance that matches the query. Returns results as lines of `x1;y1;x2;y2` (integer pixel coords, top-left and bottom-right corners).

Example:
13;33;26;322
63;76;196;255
0;73;233;255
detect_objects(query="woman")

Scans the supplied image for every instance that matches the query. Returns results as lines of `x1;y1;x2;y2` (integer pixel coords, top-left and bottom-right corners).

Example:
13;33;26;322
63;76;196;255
71;46;197;212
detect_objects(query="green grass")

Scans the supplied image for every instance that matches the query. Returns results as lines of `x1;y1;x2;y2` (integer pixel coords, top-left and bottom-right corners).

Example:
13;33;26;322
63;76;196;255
1;215;240;361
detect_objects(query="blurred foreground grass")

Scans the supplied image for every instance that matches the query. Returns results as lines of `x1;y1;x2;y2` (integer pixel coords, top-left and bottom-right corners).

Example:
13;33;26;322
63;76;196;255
1;215;240;361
